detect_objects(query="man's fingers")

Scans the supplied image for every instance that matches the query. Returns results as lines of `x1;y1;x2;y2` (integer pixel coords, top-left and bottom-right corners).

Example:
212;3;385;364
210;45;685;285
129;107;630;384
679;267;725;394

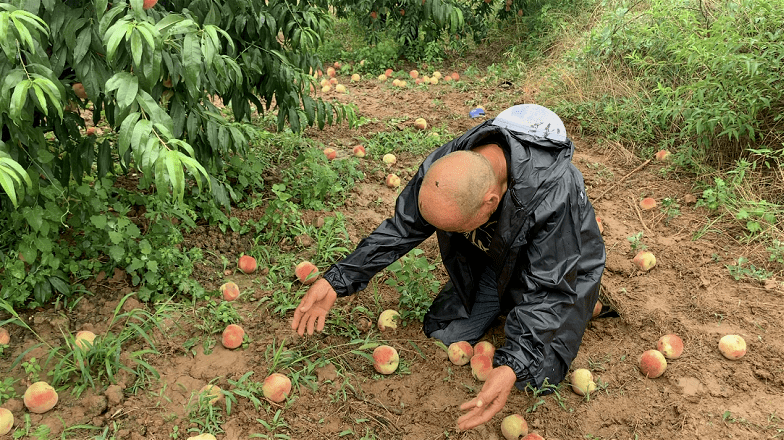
459;397;480;411
291;309;303;331
315;313;326;332
306;313;318;335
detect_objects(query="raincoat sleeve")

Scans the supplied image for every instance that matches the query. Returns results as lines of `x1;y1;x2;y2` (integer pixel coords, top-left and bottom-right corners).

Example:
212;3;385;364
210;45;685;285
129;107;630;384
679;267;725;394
322;174;436;297
493;188;605;389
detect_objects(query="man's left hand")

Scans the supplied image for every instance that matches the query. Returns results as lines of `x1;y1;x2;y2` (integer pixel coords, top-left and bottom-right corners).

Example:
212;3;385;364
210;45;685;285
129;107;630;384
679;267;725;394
457;365;517;431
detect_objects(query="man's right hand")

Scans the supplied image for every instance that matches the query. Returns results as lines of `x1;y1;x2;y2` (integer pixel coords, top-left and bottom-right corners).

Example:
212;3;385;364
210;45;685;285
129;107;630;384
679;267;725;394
291;278;337;336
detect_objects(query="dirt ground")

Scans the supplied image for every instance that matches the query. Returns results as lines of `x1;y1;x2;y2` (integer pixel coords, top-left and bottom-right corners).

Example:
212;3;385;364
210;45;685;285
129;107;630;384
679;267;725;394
1;66;784;440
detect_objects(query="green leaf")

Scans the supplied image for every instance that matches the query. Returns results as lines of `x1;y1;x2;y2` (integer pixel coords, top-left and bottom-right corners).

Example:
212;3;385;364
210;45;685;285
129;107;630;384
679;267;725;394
118;112;141;158
182;31;202;93
106;72;139;109
74;26;91;64
131;27;143;68
9;79;32;122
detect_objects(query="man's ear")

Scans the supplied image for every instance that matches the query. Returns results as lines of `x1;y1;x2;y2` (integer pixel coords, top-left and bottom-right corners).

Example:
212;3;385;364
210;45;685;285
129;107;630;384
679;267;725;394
483;191;500;210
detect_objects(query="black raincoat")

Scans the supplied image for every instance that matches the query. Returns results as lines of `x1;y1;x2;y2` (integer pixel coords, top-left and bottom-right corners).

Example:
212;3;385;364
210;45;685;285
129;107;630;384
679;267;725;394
322;117;606;390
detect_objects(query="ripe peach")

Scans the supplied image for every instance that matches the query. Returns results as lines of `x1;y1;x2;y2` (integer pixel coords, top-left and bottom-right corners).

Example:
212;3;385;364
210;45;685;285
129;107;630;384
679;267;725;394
595;216;604;234
262;373;292;403
639;197;657;210
329;77;338;85
657;334;684;359
422;75;430;83
378;74;387;82
654;150;671;161
142;0;157;9
335;84;347;93
415;78;423;85
522;434;545;440
333;61;341;69
470;355;493;381
443;76;452;82
570;368;597;396
23;381;58;413
351;73;361;82
187;434;217;440
718;334;746;360
447;341;473;366
501;414;529;440
592;300;602;318
429;77;439;85
72;83;88;99
238;255;257;274
632;250;657;271
321;85;331;93
295;261;319;284
323;147;337;160
320;78;330;87
0;407;13;436
385;174;401;188
639;349;667;378
450;72;460;80
353;145;366;157
385;68;393;77
199;384;223;405
392;79;402;87
163;77;173;88
221;324;245;349
409;70;419;79
382;153;396;165
220;281;240;301
413;118;428;130
74;330;97;351
0;327;9;345
432;71;442;80
473;341;495;358
377;309;400;331
326;67;336;78
86;127;96;136
399;80;407;87
373;345;399;375
370;11;377;19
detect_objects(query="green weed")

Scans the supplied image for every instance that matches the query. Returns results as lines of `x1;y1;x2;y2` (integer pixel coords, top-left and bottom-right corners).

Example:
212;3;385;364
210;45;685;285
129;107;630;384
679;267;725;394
385;249;441;325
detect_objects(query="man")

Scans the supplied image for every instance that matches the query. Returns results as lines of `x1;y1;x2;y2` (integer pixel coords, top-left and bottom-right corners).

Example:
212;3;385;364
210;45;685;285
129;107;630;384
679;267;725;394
291;104;606;430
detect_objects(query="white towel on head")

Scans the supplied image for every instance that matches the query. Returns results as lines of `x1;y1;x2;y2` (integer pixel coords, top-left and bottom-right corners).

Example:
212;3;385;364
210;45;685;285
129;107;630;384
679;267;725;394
491;104;567;142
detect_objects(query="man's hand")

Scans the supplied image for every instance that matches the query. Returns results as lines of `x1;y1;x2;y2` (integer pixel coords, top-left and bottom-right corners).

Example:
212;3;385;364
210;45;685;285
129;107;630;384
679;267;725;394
291;278;337;336
457;365;517;431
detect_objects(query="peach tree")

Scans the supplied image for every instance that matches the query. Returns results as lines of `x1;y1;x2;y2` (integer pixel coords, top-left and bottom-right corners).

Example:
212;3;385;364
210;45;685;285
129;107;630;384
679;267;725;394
0;0;350;306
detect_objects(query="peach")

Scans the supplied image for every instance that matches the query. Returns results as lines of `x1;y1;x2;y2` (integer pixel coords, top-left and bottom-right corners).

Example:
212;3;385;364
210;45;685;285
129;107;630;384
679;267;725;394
470;355;493;381
0;327;9;345
329;77;338;85
323;147;337;160
377;74;387;82
522;434;545;440
500;414;528;440
262;373;292;403
238;255;257;274
220;281;240;301
415;78;423;85
392;79;402;87
592;300;602;318
187;435;217;440
399;80;407;87
199;384;222;405
432;71;442;80
74;330;97;351
23;381;58;413
595;216;604;234
321;85;331;93
385;174;401;188
654;149;671;161
639;197;657;210
447;341;473;366
353;145;366;157
86;127;96;136
632;250;656;271
377;309;400;331
639;349;667;378
409;70;419;79
0;407;12;436
570;368;597;396
443;76;452;82
295;261;319;284
382;153;396;165
72;83;88;99
221;324;245;349
450;72;460;80
333;61;341;69
473;340;495;358
429;77;438;85
142;0;157;9
718;334;746;360
385;68;393;76
351;73;361;82
335;84;347;93
657;334;684;359
326;67;336;77
413;118;428;130
320;78;329;87
373;345;399;375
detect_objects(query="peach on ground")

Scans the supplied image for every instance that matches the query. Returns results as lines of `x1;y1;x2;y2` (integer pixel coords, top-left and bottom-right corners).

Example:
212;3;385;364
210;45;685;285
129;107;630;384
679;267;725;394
399;80;407;87
329;77;338;85
429;77;438;85
654;150;671;161
378;74;387;82
409;70;419;79
187;435;217;440
592;300;602;318
86;127;96;136
221;324;245;349
392;79;401;87
373;345;399;375
522;434;545;440
335;84;347;93
570;368;597;396
385;174;401;188
199;384;222;405
323;147;337;160
353;145;366;157
639;197;657;210
422;75;430;83
451;72;460;80
639;349;667;378
0;407;13;436
238;255;257;274
23;381;58;414
321;85;331;93
413;118;428;130
326;67;336;77
657;334;684;359
351;73;361;82
0;327;10;345
473;340;495;358
500;413;528;440
415;78;423;85
320;78;329;87
432;71;442;79
377;309;400;331
447;341;473;366
262;373;292;403
632;250;657;271
470;355;493;381
333;61;341;69
382;153;396;165
295;261;319;284
220;281;240;301
718;334;746;360
385;68;393;76
74;330;97;351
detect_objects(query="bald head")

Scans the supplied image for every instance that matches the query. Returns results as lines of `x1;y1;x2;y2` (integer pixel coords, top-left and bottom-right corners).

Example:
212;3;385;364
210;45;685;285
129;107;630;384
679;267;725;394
418;150;496;232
